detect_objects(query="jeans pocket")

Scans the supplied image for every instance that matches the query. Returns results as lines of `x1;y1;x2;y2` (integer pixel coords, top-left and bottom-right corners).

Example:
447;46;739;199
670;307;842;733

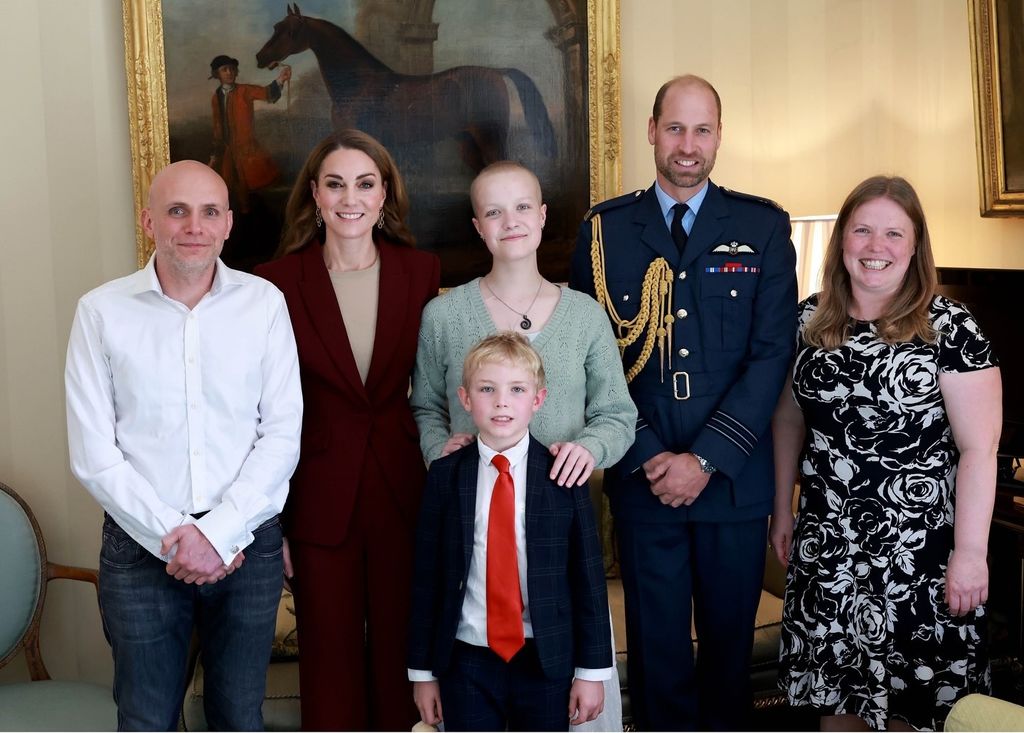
246;517;283;559
100;518;148;569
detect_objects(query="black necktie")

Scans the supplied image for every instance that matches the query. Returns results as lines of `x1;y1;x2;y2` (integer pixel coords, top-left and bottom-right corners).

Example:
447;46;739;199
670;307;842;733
671;203;689;258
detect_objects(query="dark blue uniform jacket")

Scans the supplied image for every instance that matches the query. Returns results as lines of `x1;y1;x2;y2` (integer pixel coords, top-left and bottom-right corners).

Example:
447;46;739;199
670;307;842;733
570;181;798;523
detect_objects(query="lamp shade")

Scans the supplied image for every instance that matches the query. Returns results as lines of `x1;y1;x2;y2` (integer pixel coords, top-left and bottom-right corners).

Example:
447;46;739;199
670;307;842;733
790;215;837;300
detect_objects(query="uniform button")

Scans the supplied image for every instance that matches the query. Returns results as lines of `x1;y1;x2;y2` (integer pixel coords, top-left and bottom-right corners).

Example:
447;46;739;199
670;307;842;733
622;293;630;302
730;289;738;297
678;348;690;358
676;308;688;319
678;271;687;281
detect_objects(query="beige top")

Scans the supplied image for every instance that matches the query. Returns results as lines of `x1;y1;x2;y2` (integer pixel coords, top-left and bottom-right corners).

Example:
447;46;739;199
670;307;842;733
329;258;380;384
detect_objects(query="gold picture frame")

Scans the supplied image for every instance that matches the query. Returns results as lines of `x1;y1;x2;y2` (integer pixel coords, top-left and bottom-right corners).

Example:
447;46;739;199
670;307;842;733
121;0;622;270
969;0;1024;216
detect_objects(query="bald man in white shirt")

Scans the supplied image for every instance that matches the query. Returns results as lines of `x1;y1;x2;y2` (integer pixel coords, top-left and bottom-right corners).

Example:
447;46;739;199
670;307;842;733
65;160;302;731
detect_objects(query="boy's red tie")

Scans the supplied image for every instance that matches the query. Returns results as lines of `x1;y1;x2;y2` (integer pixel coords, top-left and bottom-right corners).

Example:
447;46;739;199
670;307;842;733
487;453;524;661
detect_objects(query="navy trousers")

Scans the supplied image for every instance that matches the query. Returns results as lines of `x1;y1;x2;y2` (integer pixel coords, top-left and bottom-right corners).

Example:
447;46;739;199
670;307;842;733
97;514;283;731
617;517;767;731
438;640;572;731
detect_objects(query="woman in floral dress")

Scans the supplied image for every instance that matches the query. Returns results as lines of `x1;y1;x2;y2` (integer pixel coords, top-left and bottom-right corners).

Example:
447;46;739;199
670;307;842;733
770;176;1002;731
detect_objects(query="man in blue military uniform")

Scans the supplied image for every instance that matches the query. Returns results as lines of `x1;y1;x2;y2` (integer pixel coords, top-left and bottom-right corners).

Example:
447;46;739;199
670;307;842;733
570;75;797;730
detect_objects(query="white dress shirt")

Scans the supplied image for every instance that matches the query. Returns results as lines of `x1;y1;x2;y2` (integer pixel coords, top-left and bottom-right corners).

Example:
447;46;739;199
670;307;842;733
409;432;612;682
458;433;534;648
65;256;302;565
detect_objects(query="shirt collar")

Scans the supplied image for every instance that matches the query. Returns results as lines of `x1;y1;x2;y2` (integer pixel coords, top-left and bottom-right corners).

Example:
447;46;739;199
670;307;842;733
654;178;710;221
130;255;241;299
125;255;163;296
477;431;531;470
209;257;244;294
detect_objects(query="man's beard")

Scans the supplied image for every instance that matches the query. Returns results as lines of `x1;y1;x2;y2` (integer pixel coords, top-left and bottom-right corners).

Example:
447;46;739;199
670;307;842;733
655;153;714;190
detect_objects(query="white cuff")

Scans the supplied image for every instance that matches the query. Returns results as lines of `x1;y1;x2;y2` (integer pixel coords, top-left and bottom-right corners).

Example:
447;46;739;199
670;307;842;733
574;665;615;682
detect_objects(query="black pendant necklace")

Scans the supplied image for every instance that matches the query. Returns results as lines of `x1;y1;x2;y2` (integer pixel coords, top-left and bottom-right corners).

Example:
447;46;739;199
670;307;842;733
484;277;544;330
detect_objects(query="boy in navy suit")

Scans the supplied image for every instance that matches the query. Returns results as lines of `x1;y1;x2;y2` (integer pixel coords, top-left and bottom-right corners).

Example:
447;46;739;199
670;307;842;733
408;333;613;731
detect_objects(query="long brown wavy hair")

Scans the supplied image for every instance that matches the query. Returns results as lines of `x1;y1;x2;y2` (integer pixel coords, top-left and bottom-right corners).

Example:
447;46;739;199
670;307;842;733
275;129;415;257
803;175;937;350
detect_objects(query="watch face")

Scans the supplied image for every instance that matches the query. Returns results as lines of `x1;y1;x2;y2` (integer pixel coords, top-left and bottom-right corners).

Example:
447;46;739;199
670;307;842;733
695;455;715;473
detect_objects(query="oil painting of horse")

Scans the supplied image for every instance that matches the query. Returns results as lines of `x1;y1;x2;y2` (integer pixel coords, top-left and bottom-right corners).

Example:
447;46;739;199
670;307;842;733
256;5;557;172
155;0;592;283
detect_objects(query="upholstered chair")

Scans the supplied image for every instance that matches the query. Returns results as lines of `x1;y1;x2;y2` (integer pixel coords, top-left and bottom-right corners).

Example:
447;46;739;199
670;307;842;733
0;481;116;731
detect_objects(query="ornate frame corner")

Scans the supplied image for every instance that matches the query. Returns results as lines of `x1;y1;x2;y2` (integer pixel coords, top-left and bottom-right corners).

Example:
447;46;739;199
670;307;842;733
968;0;1024;216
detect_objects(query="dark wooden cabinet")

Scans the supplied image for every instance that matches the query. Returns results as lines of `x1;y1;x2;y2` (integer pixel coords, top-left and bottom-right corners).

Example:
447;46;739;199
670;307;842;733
988;471;1024;703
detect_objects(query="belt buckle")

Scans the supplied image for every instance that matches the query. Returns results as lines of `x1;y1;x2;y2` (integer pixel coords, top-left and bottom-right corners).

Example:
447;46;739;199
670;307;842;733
672;371;690;400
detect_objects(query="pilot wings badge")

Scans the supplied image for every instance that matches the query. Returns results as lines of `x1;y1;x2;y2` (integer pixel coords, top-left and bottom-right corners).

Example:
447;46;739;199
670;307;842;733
711;241;758;256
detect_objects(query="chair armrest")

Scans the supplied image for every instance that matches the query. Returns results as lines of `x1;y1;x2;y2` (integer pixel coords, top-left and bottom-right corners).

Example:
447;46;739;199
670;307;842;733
47;563;99;587
23;563;100;681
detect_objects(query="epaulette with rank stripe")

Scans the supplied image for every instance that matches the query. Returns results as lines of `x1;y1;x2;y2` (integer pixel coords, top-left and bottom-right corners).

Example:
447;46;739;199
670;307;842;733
584;189;644;221
718;187;783;211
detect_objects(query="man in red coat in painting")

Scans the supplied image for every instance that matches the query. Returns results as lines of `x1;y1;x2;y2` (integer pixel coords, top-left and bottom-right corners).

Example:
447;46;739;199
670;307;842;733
208;55;292;212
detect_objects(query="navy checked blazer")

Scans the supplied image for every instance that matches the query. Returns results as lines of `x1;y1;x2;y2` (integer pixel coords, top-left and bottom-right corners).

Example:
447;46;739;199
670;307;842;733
407;436;612;680
570;181;798;523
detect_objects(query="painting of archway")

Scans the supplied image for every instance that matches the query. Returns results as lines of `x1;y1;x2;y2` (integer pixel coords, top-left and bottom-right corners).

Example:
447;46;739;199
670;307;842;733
123;0;621;285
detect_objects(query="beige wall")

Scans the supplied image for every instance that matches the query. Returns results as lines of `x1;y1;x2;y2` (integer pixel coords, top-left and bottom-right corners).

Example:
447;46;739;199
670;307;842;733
0;1;134;684
621;0;1024;268
0;0;1020;687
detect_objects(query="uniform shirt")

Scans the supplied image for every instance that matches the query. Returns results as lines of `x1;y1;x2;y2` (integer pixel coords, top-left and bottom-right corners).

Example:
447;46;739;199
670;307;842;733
409;432;614;682
65;256;302;565
653;178;709;235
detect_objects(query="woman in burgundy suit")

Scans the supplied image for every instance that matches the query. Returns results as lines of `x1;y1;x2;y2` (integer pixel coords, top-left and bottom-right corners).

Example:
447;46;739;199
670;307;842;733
255;130;439;731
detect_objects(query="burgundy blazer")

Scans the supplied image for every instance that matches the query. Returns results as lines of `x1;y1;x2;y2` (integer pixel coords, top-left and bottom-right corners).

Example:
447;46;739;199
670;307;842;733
255;240;440;546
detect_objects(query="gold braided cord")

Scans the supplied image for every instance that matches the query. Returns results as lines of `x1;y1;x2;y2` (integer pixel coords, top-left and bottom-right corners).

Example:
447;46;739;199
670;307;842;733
589;214;674;383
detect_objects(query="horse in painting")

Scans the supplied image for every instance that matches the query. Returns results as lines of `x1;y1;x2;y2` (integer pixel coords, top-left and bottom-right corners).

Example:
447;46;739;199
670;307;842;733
256;3;557;171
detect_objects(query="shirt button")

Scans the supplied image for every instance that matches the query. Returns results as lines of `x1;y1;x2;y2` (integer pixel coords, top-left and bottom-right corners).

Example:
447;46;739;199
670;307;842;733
678;348;690;358
193;449;200;456
676;308;688;319
678;271;687;281
730;289;738;297
188;356;195;364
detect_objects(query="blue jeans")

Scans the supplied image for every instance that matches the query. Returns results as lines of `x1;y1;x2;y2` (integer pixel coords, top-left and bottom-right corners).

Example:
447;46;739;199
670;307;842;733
98;513;283;731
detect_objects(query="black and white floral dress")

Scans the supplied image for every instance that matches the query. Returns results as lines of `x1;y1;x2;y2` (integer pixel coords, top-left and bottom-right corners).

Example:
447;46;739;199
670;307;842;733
778;294;996;731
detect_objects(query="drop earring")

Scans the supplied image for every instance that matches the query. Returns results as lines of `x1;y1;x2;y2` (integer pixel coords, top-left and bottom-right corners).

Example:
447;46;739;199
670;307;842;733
315;207;323;228
377;208;384;229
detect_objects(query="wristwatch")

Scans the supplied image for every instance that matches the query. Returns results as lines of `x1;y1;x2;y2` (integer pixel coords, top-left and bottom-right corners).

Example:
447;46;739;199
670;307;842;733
691;453;717;474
